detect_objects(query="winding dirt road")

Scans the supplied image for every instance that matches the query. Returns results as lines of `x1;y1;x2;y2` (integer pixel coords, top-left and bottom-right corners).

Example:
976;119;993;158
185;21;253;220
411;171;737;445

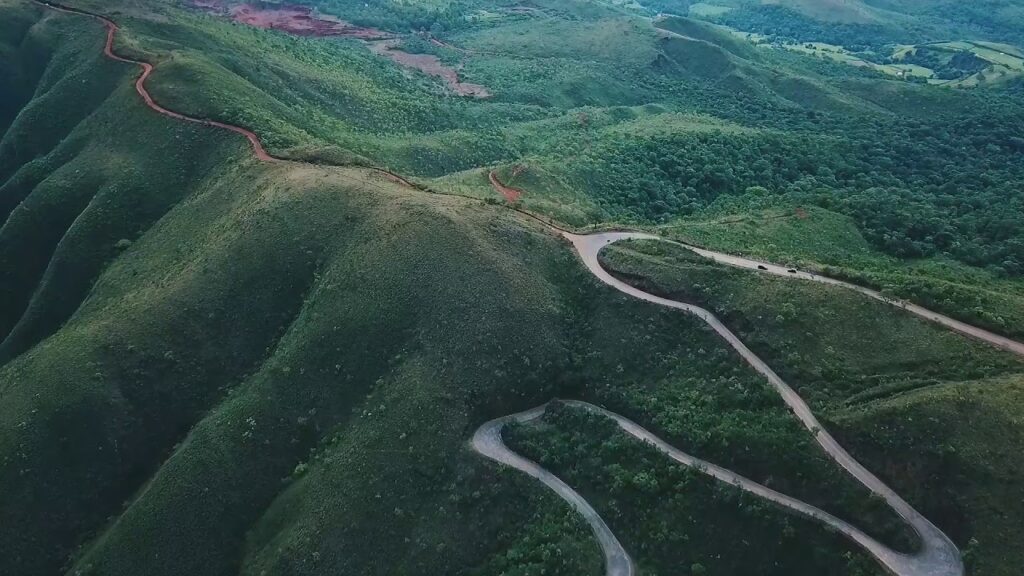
35;1;275;161
470;231;1024;576
33;0;428;186
488;170;523;203
473;408;635;576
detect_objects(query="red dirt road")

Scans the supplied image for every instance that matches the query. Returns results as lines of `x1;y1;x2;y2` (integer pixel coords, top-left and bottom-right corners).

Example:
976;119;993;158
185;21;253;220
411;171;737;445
488;170;523;202
37;1;275;162
34;0;431;188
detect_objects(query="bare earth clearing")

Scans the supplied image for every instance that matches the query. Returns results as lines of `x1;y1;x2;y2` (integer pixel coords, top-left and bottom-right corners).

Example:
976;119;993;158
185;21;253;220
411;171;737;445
192;0;392;39
191;0;490;97
488;170;523;202
368;40;491;98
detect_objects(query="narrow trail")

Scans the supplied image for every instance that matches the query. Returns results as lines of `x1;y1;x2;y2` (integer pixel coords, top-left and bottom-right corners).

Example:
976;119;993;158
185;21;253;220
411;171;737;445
488;170;523;203
474;231;1014;576
36;0;274;161
33;0;421;184
28;3;1024;575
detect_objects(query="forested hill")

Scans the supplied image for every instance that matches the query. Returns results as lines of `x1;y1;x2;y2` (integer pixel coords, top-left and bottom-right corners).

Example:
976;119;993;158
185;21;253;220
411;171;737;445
2;2;1024;576
649;0;1024;48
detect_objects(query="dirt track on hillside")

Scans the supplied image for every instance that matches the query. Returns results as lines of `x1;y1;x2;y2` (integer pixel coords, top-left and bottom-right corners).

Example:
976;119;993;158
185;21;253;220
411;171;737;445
488;170;523;202
37;1;276;161
34;0;428;183
475;232;1001;576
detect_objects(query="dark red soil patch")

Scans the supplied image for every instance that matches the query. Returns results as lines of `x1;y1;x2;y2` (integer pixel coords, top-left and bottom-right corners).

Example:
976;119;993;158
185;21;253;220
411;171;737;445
368;40;490;98
489;170;523;203
194;1;393;39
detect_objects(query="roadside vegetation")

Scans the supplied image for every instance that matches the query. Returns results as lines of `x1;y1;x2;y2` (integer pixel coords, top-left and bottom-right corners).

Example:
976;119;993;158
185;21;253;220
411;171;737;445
662;206;1024;339
831;375;1024;576
506;403;886;576
596;238;1024;575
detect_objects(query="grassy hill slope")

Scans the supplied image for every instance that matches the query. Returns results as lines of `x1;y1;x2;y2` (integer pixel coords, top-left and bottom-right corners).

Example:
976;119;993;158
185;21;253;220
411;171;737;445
0;1;45;136
0;6;899;576
0;8;608;576
598;238;1024;575
3;2;1023;576
833;374;1024;576
0;8;240;361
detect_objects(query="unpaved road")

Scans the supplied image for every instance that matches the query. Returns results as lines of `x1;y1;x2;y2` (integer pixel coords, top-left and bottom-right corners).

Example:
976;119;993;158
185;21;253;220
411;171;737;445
36;0;275;161
473;408;635;576
472;231;1018;576
488;170;523;202
667;236;1024;358
33;0;426;183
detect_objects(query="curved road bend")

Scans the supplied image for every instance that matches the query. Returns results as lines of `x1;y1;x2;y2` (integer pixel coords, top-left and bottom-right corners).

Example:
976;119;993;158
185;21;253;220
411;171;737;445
476;231;990;576
34;1;274;161
476;400;951;576
473;409;635;576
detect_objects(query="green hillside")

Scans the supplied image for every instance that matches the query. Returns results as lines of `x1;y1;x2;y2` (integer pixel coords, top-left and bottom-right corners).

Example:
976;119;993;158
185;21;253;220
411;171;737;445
0;6;888;576
664;0;1024;85
659;0;1024;47
832;375;1024;576
25;0;1022;281
2;0;1023;575
598;239;1024;575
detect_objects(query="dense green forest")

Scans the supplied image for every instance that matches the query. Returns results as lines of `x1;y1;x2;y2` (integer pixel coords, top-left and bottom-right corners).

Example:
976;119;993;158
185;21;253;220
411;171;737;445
714;5;905;49
653;0;1024;48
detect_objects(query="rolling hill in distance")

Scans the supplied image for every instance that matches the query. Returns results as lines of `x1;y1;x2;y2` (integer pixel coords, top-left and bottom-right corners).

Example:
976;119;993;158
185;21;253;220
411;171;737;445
1;0;1023;575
